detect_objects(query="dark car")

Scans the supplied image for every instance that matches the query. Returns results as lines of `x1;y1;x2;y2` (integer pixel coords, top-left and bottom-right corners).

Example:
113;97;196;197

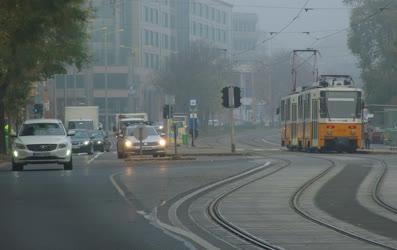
91;130;111;152
70;130;94;154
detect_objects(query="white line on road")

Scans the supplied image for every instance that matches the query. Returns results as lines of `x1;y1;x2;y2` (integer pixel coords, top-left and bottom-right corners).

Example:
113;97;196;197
87;152;103;165
262;138;280;147
109;171;197;250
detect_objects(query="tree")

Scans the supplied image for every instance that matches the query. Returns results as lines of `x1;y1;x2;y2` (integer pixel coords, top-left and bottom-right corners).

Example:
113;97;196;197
154;41;236;128
344;0;397;104
0;0;92;154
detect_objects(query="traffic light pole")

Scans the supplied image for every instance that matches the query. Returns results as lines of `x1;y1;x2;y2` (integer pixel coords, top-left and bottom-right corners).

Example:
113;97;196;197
230;108;236;153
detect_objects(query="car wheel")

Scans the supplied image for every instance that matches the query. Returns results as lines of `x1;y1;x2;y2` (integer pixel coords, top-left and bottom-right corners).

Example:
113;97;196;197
12;160;24;171
64;157;73;170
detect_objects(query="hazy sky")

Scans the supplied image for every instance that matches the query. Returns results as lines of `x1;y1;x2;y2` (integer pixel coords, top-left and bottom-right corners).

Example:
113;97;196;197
227;0;360;81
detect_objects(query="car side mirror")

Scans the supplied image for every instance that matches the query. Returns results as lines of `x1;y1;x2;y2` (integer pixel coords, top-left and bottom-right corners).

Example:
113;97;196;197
67;130;75;136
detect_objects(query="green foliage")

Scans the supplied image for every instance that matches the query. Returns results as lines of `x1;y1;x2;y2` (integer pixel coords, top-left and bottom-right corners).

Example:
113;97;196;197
345;0;397;104
0;0;92;154
155;42;236;117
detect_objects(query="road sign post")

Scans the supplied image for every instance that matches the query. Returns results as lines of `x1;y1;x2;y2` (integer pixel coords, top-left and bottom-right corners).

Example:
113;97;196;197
173;124;177;155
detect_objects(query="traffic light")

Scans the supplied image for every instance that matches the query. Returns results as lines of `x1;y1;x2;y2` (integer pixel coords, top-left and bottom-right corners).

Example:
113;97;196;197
222;86;241;108
233;87;241;108
163;104;174;119
33;103;43;116
221;87;229;108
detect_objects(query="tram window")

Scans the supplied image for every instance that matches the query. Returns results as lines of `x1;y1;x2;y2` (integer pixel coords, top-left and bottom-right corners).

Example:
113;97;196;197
356;92;362;118
304;94;310;120
286;99;291;121
292;103;297;121
280;100;285;121
298;96;303;120
320;91;360;119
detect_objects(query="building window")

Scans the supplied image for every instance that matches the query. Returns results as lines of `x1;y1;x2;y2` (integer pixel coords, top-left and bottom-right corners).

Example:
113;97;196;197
170;14;176;28
144;53;149;68
144;6;149;22
222;12;226;25
171;36;176;50
205;5;209;19
192;21;196;35
216;9;220;23
198;3;202;17
144;29;149;45
164;13;168;27
199;23;203;37
205;25;209;38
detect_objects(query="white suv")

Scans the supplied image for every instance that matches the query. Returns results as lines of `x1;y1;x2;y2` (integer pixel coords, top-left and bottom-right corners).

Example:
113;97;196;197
11;119;73;171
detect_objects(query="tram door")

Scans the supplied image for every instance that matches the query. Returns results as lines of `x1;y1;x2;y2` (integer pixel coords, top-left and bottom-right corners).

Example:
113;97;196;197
312;99;319;146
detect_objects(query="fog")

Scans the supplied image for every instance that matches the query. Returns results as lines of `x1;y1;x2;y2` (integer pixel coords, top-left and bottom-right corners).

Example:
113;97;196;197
228;0;361;83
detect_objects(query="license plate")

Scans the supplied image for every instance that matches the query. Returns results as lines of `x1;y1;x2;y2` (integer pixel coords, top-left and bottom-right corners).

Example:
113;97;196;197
33;152;51;157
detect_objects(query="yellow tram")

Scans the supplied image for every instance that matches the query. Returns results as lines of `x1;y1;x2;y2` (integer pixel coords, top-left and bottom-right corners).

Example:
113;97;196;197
280;75;364;152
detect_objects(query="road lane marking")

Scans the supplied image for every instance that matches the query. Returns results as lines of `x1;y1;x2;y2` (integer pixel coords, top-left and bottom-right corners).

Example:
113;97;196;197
262;138;280;147
109;171;197;250
87;152;103;165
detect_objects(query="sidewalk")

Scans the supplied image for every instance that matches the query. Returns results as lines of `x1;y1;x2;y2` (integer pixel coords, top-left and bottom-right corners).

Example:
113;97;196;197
0;154;9;166
165;144;247;156
358;144;397;155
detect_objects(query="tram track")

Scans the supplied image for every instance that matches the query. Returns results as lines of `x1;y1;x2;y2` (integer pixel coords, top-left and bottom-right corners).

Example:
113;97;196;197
206;158;291;250
291;156;397;250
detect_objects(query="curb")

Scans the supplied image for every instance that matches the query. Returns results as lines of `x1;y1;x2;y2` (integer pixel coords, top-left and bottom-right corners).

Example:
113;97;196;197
357;150;397;155
125;156;197;162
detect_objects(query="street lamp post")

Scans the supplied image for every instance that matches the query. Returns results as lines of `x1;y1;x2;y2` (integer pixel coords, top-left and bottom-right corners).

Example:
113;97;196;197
102;27;124;132
120;45;137;113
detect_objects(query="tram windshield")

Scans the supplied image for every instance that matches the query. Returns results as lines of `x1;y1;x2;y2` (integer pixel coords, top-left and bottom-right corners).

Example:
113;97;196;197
320;91;362;119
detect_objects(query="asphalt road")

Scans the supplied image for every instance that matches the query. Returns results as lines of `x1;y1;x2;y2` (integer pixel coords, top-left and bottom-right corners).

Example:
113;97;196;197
1;129;397;250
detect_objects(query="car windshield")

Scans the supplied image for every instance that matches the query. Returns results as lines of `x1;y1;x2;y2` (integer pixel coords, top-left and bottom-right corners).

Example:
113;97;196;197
127;127;158;137
320;91;361;119
71;130;89;139
91;131;104;139
19;123;65;136
68;121;93;130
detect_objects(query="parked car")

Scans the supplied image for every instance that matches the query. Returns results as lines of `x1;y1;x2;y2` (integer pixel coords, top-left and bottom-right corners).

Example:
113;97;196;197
91;130;111;152
116;125;166;158
70;130;94;154
11;119;73;171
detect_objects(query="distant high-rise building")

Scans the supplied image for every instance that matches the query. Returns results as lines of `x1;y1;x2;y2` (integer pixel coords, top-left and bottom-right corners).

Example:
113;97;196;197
176;0;233;52
48;0;234;127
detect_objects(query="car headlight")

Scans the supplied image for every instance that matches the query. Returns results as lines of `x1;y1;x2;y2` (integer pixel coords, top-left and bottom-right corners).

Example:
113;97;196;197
13;150;18;158
58;143;67;149
15;143;26;150
83;140;90;145
125;140;132;148
97;141;102;144
159;139;166;147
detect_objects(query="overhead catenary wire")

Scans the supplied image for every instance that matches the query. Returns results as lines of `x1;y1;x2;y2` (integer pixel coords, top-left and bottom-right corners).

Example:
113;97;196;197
233;0;311;57
309;0;395;47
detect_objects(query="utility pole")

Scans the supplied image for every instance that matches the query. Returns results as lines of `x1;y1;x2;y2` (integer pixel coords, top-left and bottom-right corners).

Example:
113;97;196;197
104;28;109;133
73;68;77;106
